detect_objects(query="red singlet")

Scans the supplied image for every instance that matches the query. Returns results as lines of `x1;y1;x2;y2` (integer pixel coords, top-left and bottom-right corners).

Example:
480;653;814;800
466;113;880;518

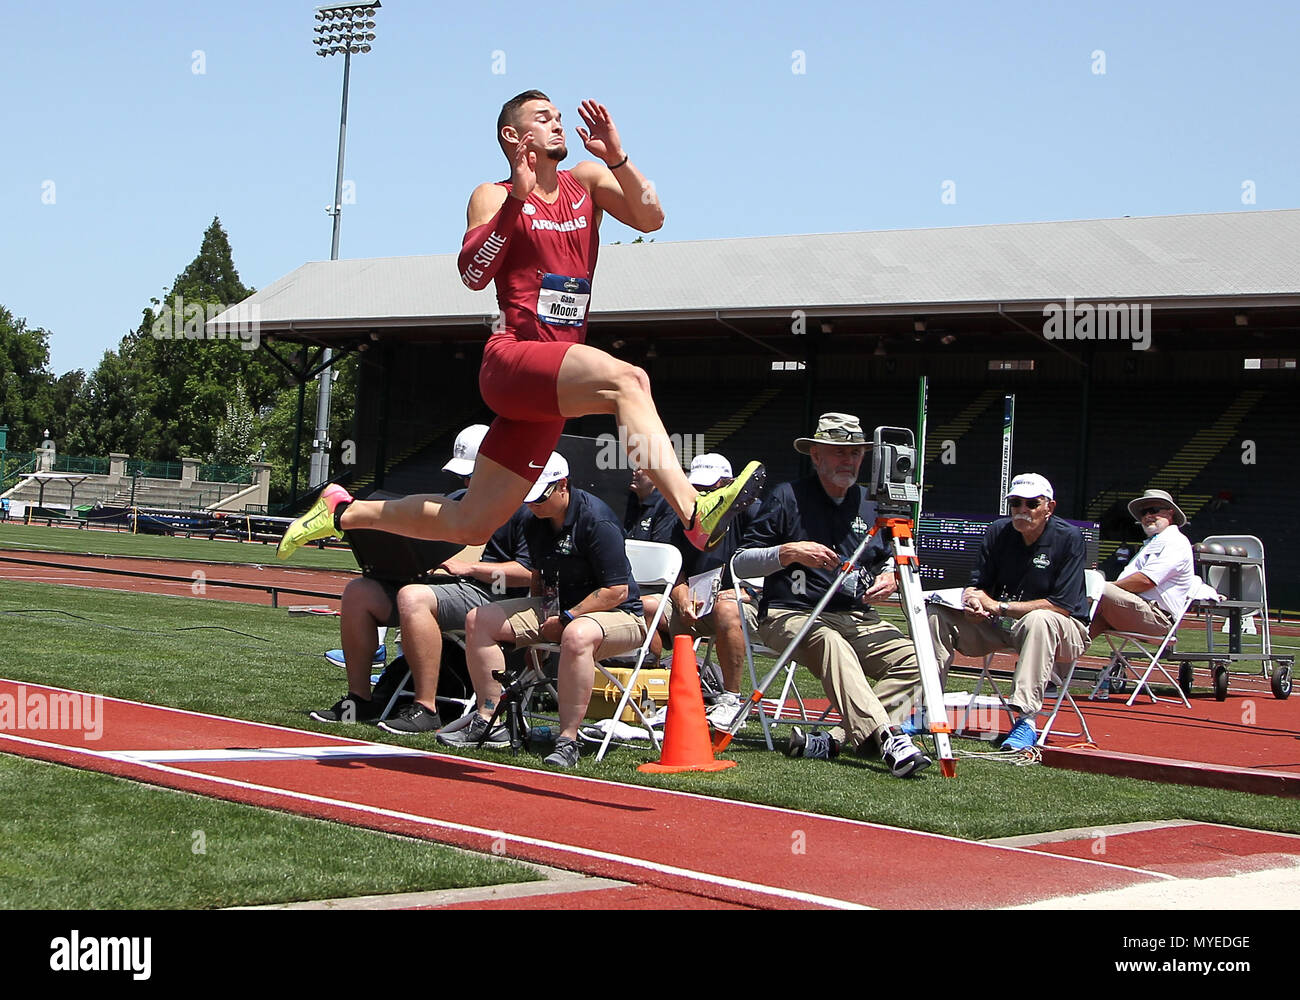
477;169;601;479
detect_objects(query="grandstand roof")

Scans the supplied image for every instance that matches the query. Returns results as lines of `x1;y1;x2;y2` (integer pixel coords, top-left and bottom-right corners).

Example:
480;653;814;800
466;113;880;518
211;209;1300;336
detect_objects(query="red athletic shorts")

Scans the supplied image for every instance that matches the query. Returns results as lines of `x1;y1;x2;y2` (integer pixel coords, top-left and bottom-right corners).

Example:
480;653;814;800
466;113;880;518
477;334;575;480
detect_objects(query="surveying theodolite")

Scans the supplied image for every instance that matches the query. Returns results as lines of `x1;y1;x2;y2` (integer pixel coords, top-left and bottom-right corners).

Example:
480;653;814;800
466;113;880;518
713;426;957;777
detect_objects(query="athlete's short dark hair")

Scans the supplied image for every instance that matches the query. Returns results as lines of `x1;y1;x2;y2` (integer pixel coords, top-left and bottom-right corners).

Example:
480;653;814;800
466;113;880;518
497;90;551;141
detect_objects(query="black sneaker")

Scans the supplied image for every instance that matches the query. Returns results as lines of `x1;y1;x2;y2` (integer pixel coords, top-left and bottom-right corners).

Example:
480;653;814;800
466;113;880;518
310;693;381;724
785;726;840;760
376;701;443;735
435;713;510;750
543;736;582;768
880;728;932;777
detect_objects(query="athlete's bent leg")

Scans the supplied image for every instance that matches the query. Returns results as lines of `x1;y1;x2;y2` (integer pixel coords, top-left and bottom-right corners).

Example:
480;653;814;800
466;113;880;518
338;458;530;545
555;343;698;522
555;344;766;549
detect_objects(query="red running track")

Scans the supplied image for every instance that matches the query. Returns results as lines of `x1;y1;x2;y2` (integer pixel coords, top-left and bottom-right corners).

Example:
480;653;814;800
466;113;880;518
6;678;1299;909
0;548;352;609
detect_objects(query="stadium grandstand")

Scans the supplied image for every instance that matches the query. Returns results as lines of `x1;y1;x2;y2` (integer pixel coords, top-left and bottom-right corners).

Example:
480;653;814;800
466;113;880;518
210;208;1300;607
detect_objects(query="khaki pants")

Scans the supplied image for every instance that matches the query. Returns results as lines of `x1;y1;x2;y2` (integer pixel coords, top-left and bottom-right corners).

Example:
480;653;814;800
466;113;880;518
497;597;646;660
927;605;1090;717
1091;583;1173;639
758;608;921;750
667;595;759;640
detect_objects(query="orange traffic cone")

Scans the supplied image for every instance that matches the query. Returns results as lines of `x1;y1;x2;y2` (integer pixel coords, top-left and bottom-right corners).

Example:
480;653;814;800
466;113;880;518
639;635;738;773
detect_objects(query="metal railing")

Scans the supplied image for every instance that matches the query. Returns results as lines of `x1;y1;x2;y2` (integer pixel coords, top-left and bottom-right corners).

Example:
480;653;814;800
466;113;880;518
53;455;110;475
126;459;183;480
196;463;254;484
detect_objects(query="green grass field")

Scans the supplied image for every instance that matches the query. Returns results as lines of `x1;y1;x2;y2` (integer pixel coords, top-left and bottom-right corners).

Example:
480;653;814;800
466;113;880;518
0;521;360;571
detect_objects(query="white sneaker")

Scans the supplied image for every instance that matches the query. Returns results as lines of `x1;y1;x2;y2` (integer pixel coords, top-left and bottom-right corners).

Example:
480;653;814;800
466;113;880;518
706;694;743;732
881;731;932;778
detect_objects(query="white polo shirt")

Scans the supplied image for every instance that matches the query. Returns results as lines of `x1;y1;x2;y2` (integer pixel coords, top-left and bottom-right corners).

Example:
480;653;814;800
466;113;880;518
1118;523;1195;616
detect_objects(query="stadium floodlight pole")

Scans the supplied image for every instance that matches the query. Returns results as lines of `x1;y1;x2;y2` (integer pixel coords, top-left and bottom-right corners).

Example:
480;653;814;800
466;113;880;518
308;2;380;490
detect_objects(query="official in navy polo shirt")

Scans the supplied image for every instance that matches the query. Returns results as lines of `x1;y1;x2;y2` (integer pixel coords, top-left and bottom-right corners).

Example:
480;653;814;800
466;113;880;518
663;454;763;732
732;412;932;777
623;467;676;543
457;452;646;769
926;472;1090;751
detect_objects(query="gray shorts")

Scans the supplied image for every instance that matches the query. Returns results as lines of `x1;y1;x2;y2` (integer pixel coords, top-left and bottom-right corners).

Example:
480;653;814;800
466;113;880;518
376;578;493;631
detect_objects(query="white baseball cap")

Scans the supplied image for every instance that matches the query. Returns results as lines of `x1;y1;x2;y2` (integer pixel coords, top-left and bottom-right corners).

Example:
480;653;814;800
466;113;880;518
687;453;733;487
443;424;490;476
524;452;570;503
1005;473;1055;501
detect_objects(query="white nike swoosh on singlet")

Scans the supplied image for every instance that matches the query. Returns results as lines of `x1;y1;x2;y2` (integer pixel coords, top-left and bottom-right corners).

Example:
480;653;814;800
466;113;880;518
529;462;545;469
571;194;587;210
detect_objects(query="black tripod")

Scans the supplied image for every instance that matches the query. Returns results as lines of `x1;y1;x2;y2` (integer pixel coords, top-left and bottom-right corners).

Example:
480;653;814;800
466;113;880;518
481;652;553;753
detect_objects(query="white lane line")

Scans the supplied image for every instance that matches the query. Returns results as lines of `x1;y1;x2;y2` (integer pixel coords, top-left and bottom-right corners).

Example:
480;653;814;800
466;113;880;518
0;731;870;910
107;745;431;764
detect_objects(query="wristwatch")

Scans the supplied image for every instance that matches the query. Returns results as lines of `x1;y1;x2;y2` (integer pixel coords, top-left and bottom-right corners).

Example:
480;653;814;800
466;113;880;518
560;609;577;626
999;602;1009;617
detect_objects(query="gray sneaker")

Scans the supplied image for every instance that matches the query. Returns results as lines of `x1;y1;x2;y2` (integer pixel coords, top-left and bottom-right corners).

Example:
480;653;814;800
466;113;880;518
543;736;582;768
436;713;510;749
785;726;840;760
377;701;443;735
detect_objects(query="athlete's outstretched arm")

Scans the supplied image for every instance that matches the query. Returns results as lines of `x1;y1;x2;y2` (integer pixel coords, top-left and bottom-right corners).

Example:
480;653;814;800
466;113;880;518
458;185;521;290
573;100;664;233
457;134;535;290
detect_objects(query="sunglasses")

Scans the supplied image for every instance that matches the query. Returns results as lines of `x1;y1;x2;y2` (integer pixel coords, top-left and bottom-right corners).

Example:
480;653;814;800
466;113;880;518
528;481;559;504
1137;506;1170;518
1008;498;1044;510
817;428;866;443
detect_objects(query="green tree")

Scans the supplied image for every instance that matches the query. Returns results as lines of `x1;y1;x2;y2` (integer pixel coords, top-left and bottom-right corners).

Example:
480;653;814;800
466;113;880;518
208;378;257;466
0;306;61;450
65;217;293;465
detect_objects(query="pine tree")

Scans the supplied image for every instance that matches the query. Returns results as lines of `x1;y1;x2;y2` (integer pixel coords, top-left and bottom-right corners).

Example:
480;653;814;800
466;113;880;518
66;217;292;463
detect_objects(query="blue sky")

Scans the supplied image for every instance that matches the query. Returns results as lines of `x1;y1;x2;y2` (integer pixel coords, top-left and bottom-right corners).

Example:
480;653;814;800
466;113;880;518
3;0;1296;375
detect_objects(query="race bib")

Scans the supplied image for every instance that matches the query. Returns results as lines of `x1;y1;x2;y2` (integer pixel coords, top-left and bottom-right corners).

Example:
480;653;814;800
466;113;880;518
536;274;591;327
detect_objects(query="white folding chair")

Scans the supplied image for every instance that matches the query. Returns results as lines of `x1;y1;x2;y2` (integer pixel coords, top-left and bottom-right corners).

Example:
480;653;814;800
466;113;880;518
1092;591;1194;709
376;630;477;723
519;540;681;762
591;540;681;760
955;570;1104;746
730;552;840;752
1033;569;1106;745
1201;534;1273;651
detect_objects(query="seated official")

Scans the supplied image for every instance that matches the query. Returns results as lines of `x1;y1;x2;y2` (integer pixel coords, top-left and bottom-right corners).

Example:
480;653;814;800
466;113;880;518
451;453;647;769
623;467;676;543
732;412;931;777
1091;489;1194;640
926;473;1090;751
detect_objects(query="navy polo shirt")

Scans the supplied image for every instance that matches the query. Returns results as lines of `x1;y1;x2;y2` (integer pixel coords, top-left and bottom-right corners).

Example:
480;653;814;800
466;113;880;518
623;489;675;544
527;488;643;616
671;498;762;590
480;504;533;598
972;516;1089;622
740;476;891;619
